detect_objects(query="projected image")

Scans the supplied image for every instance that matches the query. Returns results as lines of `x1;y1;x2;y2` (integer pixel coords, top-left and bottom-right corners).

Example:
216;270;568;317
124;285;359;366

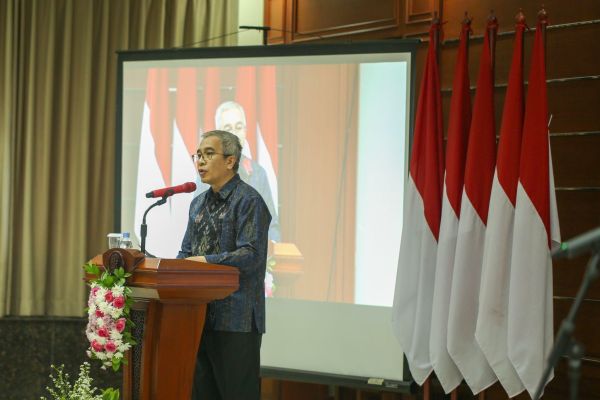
121;54;409;308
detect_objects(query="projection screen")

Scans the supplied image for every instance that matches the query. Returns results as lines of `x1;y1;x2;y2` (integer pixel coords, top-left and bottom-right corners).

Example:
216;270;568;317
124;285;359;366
116;40;417;388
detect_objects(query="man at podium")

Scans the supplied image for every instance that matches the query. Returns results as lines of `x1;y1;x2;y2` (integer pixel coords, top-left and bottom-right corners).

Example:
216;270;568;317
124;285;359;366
178;130;272;400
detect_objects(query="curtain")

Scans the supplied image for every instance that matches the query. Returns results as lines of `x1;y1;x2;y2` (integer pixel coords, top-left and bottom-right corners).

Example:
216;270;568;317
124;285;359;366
0;0;238;316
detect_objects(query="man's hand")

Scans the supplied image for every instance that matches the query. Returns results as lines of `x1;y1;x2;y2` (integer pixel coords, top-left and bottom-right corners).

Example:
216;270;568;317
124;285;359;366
186;256;207;263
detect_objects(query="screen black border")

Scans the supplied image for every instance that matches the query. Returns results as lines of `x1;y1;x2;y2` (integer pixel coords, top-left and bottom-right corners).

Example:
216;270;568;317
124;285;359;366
115;39;419;385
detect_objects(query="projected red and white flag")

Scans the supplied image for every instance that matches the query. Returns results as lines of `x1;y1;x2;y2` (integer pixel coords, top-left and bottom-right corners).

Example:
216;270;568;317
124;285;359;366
236;66;258;159
392;21;443;385
134;69;175;256
170;68;201;247
257;66;279;210
507;15;560;398
203;67;221;133
430;19;471;393
447;17;498;394
475;15;527;398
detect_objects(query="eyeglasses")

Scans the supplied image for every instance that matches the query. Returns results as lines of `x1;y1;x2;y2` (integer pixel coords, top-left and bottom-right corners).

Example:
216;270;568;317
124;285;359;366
222;122;246;132
191;152;227;163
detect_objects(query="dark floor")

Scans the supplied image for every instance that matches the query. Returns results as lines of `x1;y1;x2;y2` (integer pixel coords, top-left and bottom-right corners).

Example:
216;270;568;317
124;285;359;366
0;317;122;400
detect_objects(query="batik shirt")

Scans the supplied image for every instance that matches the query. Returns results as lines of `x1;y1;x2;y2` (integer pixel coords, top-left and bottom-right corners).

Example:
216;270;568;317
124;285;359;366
178;174;272;333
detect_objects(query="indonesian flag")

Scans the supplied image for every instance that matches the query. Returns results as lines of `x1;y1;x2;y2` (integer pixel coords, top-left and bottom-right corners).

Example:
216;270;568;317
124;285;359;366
170;68;200;248
257;66;279;210
392;22;443;385
429;20;471;393
475;17;527;398
447;19;498;394
236;66;257;159
507;18;560;398
133;69;199;258
134;69;175;257
203;67;221;133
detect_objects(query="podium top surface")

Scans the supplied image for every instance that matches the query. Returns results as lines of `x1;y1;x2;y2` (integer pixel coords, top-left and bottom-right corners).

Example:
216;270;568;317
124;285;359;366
89;251;239;303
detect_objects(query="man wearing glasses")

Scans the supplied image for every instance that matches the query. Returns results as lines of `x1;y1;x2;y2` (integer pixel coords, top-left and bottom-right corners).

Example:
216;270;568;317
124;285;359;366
215;101;280;242
178;130;272;400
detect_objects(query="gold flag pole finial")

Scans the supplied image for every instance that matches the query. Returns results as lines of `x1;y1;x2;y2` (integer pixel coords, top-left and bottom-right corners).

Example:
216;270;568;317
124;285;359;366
538;6;548;24
516;8;526;24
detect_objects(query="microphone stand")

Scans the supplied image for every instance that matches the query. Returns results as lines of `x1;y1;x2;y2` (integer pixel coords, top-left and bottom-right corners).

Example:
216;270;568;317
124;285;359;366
533;251;600;400
140;191;173;256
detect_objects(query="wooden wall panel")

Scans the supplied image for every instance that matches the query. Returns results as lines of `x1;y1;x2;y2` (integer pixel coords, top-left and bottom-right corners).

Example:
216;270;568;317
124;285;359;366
555;255;600;300
265;0;443;44
294;0;397;35
556;191;600;240
439;23;600;88
440;78;600;138
265;0;287;43
554;298;600;359
552;134;600;187
547;358;600;400
554;190;600;300
440;0;600;39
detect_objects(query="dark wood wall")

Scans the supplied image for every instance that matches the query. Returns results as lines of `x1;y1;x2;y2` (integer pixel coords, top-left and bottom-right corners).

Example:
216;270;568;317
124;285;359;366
262;1;600;399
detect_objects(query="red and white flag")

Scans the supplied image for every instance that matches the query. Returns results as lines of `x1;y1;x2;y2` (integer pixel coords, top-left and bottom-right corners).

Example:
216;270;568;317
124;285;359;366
507;16;560;398
429;19;471;393
134;68;175;257
236;66;257;159
447;18;498;394
392;22;443;385
257;66;279;210
475;16;527;398
171;68;201;248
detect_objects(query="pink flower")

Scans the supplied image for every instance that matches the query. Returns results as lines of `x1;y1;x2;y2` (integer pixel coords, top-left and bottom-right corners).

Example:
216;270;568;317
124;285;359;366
116;318;126;333
104;291;114;302
105;341;117;353
113;296;125;309
95;310;104;318
98;327;109;338
91;340;103;352
91;287;100;296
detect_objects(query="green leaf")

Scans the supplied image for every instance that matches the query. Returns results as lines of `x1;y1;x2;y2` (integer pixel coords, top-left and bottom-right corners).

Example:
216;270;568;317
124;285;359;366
101;387;120;400
83;263;101;276
104;276;115;287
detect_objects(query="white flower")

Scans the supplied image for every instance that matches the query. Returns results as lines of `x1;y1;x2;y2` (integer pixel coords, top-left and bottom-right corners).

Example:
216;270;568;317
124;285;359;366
110;331;123;341
112;286;125;296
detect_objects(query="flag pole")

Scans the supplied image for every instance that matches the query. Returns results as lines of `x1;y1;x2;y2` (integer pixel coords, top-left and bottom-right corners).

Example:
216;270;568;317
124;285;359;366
447;15;472;400
487;10;498;77
478;12;498;400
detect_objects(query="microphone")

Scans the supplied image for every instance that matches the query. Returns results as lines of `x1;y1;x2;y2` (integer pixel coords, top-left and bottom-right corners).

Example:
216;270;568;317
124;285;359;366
552;226;600;259
145;182;196;198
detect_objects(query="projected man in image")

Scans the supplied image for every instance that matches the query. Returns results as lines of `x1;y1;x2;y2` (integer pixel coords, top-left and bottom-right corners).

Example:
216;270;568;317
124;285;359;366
179;130;271;400
215;100;280;242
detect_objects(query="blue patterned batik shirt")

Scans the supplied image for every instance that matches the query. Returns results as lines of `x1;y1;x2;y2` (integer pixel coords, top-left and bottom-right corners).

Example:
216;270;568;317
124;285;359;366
177;174;272;333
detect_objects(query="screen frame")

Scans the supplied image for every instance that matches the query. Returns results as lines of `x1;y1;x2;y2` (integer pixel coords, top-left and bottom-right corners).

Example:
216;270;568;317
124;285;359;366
115;39;419;386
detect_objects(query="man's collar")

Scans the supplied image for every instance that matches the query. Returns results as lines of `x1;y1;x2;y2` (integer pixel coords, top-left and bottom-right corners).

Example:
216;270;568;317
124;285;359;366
210;174;240;201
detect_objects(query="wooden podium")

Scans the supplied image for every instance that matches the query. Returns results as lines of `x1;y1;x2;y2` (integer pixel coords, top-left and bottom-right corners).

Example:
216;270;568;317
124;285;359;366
89;249;239;400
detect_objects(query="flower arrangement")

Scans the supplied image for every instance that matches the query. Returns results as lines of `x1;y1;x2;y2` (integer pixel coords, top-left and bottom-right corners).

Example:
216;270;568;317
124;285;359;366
265;256;277;297
41;362;120;400
83;263;136;371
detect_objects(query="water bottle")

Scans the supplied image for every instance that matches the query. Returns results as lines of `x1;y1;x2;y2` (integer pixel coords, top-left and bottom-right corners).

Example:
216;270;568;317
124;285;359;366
119;232;133;249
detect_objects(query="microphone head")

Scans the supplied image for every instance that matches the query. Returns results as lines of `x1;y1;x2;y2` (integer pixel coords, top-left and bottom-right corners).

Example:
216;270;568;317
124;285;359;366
182;182;197;193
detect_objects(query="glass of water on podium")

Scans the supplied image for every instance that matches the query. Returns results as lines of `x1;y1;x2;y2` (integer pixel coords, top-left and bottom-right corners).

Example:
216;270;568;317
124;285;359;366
107;233;121;249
